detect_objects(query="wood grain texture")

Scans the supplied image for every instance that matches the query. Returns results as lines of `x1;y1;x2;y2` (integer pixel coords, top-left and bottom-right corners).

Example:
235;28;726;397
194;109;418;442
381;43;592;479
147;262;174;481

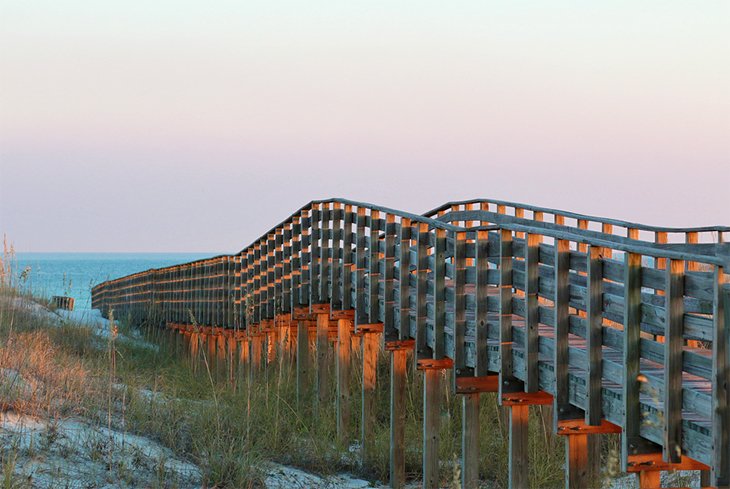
92;197;730;487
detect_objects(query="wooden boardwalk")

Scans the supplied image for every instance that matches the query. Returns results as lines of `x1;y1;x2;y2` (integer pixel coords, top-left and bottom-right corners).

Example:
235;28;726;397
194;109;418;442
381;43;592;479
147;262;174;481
91;198;730;489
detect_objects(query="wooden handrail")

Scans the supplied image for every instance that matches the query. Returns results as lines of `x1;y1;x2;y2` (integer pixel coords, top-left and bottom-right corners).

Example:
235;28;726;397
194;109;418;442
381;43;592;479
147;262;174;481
90;198;730;488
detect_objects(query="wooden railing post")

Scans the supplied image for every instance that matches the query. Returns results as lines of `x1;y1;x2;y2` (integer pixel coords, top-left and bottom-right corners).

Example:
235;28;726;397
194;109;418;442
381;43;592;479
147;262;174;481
586;245;604;426
419;358;453;489
89;198;730;489
663;259;684;463
524;233;540;392
336;318;352;444
386;339;413;488
360;325;383;467
315;312;330;414
456;376;498;489
622;251;646;467
474;229;490;377
397;218;411;341
508;404;529;489
296;319;311;411
499;229;519;395
712;267;729;486
461;392;480;489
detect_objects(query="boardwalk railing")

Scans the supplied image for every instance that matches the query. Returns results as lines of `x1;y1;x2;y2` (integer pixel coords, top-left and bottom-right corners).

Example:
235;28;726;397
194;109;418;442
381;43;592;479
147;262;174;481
91;198;730;489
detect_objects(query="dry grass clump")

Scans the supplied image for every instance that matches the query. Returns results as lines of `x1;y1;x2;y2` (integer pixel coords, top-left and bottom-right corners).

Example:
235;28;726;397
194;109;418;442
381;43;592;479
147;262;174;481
0;281;568;488
0;330;92;417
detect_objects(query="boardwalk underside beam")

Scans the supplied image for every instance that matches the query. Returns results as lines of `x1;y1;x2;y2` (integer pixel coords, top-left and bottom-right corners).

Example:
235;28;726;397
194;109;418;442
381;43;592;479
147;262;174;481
627;453;710;489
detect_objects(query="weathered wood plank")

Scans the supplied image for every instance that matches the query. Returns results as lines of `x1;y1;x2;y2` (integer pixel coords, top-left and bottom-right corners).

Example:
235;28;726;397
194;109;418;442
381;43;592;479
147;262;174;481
330;203;342;311
525;232;540;392
384;214;397;339
663;259;684;463
565;434;590;489
417;223;430;358
500;229;519;395
342;204;354;310
453;230;467;376
586;245;603;425
356;207;368;326
475;229;490;377
622;251;643;468
361;330;380;466
336;318;352;443
508;405;529;489
712;267;729;486
390;347;407;488
398;218;412;339
553;238;573;426
433;228;446;359
369;210;381;323
461;392;480;489
320;203;330;305
310;203;321;305
423;367;441;489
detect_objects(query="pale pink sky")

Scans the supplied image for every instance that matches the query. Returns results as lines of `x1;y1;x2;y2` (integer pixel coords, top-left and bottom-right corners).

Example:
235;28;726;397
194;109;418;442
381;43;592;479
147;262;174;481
1;1;728;252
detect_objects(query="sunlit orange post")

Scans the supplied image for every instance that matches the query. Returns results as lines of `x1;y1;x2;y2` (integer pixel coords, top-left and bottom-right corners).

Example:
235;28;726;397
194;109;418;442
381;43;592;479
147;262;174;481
359;323;383;467
386;339;414;488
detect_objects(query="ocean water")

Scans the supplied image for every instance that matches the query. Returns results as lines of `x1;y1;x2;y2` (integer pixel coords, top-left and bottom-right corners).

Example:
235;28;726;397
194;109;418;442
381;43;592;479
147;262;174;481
11;253;219;310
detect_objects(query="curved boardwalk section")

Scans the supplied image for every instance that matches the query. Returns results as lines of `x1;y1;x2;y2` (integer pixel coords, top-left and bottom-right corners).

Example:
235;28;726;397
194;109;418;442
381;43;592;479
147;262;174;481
92;198;730;489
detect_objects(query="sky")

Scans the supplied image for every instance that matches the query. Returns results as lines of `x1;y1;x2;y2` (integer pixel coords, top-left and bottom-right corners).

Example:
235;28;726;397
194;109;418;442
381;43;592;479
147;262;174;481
0;1;728;253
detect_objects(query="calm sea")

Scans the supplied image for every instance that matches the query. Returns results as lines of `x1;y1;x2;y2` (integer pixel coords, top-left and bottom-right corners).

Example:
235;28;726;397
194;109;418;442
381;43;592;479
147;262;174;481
12;253;220;310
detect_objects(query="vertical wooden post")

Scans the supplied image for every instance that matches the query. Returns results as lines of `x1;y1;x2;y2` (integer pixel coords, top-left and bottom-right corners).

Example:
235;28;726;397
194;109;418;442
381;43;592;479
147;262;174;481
558;420;618;488
336;318;352;444
239;337;248;380
577;219;588;252
316;312;330;414
388;344;409;488
416;223;429;357
663;259;684;463
361;327;382;466
432;228;446;360
418;358;453;489
462;392;480;489
622;252;642;467
554;238;574;424
297;320;310;410
499;229;519;395
475;229;490;377
586;245;604;426
423;368;441;489
686;231;699;271
509;405;529;489
207;332;216;363
227;334;236;386
252;331;263;371
565;434;590;489
189;331;199;367
216;332;226;375
637;470;660;489
398;218;411;341
712;267;729;486
525;232;540;392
